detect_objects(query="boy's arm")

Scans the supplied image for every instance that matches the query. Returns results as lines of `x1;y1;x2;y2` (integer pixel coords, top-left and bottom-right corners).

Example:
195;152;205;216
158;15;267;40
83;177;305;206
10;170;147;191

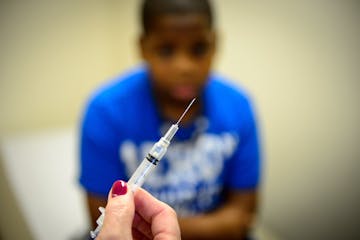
178;190;258;240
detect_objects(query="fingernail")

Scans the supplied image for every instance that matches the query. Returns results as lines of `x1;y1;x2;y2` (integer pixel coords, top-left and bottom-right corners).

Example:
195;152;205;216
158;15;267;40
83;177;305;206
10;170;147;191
112;180;127;197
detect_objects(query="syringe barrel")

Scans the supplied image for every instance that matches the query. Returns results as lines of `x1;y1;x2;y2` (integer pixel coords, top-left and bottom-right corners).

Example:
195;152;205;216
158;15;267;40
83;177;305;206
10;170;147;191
128;155;157;192
90;156;158;239
128;135;171;191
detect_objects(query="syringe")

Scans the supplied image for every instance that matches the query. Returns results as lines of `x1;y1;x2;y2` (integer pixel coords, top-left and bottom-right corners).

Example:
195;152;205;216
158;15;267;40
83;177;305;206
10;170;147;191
90;98;196;239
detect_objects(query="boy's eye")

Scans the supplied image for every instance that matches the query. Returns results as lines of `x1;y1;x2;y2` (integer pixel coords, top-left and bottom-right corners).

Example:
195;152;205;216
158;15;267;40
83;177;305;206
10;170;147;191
191;42;209;57
156;44;175;58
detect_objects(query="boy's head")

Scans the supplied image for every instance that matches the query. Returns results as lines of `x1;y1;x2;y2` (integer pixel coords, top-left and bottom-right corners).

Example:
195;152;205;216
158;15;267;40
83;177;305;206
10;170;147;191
139;0;216;105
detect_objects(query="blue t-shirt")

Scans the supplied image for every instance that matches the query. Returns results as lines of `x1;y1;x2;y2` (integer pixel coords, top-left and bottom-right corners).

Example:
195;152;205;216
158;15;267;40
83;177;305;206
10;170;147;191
79;66;261;216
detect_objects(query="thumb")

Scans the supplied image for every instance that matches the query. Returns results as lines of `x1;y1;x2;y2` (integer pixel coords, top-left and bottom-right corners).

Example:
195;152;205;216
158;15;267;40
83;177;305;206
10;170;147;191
97;180;134;240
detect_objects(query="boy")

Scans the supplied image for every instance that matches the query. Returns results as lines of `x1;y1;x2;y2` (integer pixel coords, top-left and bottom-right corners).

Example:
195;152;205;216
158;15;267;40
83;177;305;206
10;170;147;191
79;0;261;239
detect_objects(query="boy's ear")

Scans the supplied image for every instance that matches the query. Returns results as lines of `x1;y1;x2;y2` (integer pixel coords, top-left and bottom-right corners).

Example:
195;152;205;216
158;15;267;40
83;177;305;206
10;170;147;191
139;34;147;59
210;30;217;54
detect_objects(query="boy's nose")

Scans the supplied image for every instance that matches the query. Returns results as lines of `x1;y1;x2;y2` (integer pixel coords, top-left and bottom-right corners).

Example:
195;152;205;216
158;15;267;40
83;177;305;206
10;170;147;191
173;53;196;75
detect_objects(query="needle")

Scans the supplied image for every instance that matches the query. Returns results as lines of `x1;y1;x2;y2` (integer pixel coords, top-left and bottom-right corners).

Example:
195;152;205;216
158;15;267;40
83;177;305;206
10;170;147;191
176;98;196;125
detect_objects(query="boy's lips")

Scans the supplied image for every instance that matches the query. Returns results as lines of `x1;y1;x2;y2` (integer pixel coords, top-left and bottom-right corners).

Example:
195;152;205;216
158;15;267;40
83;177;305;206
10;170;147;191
171;85;198;101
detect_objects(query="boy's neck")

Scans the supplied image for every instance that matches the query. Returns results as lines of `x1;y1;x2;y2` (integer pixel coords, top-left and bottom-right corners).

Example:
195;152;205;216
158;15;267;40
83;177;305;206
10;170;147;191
156;97;201;126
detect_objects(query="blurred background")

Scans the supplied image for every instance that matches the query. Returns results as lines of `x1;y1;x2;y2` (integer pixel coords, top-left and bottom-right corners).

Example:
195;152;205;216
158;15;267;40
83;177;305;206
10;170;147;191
0;0;359;239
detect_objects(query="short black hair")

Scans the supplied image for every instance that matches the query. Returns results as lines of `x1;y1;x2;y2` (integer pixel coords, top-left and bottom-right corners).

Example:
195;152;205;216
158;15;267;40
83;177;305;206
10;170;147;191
140;0;214;33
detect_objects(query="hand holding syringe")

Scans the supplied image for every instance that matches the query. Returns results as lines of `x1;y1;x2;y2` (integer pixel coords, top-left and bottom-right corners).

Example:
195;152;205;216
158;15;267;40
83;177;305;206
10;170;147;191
90;98;196;239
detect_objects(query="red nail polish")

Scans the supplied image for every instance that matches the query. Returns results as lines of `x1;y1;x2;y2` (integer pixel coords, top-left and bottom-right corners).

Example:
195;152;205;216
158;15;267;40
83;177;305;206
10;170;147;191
112;180;127;197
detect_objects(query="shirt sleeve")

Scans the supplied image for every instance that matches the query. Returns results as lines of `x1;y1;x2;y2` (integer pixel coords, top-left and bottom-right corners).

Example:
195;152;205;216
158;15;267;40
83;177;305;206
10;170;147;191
225;99;261;190
79;98;126;197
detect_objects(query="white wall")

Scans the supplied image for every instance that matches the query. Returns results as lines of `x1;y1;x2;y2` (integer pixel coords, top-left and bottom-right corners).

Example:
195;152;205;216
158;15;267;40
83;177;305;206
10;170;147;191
1;1;359;239
214;1;360;239
0;1;139;134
